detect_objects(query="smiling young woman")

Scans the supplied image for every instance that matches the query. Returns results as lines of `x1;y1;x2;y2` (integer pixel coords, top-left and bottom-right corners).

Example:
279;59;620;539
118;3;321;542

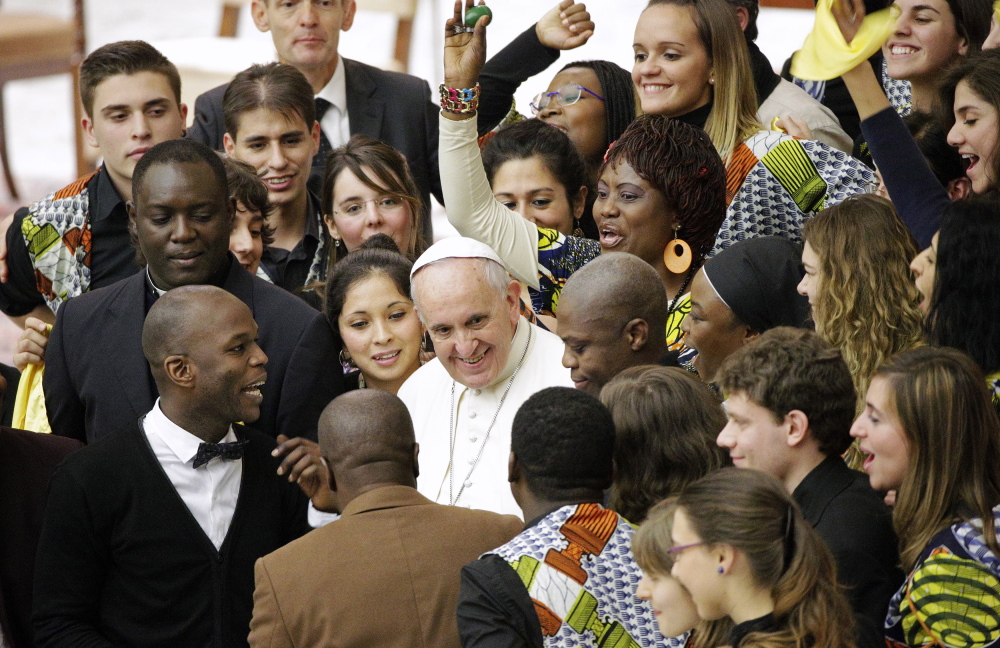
632;0;874;257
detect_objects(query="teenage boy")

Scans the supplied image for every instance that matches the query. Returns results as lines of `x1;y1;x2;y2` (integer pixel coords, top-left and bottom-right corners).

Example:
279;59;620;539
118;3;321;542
0;41;186;326
715;327;903;648
223;63;327;294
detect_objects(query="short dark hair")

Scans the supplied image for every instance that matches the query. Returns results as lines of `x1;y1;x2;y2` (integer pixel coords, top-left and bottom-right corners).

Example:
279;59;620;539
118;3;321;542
717;327;856;457
133;139;229;206
601;115;727;267
483;119;590;232
903;111;968;189
80;41;181;118
221;155;274;247
324;234;413;350
223;62;316;139
715;0;760;41
511;387;615;499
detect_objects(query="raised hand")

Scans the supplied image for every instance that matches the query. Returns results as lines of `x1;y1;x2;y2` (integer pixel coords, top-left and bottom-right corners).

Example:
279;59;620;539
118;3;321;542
831;0;866;44
14;317;50;371
444;0;490;91
536;1;595;51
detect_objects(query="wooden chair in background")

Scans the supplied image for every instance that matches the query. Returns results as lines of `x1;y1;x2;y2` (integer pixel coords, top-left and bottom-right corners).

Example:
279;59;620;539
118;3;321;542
0;0;88;200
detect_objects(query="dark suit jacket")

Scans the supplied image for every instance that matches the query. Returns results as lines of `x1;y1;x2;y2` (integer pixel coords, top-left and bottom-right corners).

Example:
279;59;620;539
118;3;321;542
33;420;310;648
0;427;81;648
43;256;343;443
187;58;441;241
793;456;904;648
248;485;523;648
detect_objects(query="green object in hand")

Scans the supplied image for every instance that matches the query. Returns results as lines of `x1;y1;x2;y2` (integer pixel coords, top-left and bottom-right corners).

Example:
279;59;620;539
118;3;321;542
464;5;492;27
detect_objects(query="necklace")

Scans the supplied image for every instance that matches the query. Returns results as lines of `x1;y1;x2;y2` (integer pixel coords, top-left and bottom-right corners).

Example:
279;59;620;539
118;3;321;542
446;324;533;506
666;270;694;319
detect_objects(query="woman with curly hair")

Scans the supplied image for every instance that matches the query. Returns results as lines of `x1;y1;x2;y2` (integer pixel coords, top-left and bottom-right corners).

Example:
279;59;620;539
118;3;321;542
633;0;873;256
797;194;924;425
600;366;728;524
850;346;1000;647
667;468;857;648
439;2;727;344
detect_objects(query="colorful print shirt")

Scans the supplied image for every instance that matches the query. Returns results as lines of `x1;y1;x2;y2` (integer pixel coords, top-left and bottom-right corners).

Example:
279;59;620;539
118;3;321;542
885;505;1000;648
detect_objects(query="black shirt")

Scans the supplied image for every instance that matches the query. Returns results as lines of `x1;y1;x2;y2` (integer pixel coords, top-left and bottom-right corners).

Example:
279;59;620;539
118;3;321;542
456;512;552;648
0;166;139;317
792;456;904;648
258;191;325;295
728;613;779;648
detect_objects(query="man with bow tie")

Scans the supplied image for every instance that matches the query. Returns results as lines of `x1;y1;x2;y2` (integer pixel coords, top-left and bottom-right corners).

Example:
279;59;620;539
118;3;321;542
33;285;329;648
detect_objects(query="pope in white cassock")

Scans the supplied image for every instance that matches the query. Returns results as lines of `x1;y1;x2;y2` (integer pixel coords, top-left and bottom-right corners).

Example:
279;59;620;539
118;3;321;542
397;237;572;517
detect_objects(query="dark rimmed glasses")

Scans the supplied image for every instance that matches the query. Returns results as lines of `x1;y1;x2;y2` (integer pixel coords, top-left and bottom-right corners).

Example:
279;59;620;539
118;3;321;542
529;83;605;115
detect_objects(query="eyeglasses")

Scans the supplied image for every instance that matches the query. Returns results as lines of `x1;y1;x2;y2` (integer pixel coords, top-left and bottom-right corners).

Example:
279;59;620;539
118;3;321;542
530;84;605;115
667;542;705;556
333;195;407;218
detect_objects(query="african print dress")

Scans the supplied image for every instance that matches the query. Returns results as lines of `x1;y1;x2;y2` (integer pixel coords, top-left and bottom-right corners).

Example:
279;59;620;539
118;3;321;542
713;130;875;256
884;506;1000;648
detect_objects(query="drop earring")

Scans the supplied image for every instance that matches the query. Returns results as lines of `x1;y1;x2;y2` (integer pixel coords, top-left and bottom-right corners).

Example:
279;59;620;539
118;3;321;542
663;224;692;274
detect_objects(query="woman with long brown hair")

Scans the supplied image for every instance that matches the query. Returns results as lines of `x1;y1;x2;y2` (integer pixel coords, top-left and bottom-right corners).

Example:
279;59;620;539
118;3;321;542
850;346;1000;647
669;468;857;648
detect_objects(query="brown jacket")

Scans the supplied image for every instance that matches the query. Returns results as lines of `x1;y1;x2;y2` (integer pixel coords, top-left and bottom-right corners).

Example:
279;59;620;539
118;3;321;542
248;484;523;648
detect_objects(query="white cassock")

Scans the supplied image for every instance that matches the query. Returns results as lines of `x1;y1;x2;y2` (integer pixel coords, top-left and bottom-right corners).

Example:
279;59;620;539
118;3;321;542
398;317;572;517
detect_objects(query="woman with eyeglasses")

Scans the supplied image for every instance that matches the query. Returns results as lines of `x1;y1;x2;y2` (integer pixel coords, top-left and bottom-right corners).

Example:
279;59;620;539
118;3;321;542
634;0;874;256
321;135;427;270
850;346;1000;647
441;0;727;340
667;468;857;648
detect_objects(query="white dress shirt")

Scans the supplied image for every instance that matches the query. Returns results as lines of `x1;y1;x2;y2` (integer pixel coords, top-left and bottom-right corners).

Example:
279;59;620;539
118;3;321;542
315;56;350;148
397;318;573;517
143;400;242;550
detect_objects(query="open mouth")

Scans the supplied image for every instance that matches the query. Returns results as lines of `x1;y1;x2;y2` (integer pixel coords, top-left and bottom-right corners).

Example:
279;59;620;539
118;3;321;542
264;175;295;191
962;153;980;172
598;227;624;249
372;350;401;366
241;379;265;400
642;83;671;94
889;45;919;56
457;350;487;367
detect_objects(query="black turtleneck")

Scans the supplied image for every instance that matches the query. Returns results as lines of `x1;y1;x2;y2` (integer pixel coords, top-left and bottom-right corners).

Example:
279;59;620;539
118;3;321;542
728;613;779;647
746;39;780;107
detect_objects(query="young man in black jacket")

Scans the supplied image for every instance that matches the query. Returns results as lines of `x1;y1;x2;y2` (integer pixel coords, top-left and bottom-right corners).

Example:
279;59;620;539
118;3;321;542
33;285;327;648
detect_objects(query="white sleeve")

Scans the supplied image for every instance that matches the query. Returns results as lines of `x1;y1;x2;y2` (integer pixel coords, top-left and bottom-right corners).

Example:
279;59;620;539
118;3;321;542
439;114;541;289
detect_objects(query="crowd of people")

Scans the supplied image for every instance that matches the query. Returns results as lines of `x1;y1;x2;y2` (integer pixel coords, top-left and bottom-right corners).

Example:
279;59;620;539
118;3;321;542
0;0;999;645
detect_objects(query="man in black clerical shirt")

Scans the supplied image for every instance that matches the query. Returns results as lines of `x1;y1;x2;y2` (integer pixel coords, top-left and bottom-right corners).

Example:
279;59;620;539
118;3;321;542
715;327;903;648
33;285;327;648
43;138;341;443
0;41;186;326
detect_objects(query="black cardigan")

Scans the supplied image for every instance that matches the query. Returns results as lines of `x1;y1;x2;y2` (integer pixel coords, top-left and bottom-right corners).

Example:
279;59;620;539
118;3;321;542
33;420;311;648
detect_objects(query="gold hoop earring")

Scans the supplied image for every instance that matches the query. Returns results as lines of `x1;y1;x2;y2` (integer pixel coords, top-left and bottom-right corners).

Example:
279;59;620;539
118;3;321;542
664;224;692;274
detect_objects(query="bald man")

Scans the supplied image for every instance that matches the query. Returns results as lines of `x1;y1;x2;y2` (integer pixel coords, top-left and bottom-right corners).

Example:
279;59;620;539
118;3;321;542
34;286;319;648
249;390;522;648
557;253;671;397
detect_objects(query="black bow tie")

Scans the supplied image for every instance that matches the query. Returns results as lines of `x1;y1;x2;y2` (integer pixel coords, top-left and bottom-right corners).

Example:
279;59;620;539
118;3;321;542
193;439;248;469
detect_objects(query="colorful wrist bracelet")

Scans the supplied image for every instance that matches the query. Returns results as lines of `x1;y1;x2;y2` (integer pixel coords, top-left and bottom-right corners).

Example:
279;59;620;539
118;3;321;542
439;83;481;114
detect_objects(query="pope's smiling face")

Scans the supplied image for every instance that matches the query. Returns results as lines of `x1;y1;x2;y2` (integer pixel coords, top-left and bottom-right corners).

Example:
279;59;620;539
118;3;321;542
413;258;520;390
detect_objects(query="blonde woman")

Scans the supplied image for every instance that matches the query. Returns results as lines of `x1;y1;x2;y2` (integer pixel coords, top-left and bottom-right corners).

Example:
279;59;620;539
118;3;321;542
632;0;874;257
797;194;924;459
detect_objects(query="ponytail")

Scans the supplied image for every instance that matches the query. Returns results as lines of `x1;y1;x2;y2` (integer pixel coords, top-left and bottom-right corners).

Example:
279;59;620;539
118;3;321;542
678;469;857;648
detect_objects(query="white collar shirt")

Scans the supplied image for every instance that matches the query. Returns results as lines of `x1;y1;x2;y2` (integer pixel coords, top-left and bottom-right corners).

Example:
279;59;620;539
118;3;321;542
142;399;242;550
315;56;350;148
397;318;573;517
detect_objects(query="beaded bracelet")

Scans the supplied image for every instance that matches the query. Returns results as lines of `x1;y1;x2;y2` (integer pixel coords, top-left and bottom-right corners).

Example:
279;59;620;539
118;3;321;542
439;83;481;114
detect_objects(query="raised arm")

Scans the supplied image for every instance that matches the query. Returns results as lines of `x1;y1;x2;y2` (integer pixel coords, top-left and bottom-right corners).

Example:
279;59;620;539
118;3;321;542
477;1;595;134
834;0;949;248
441;0;542;287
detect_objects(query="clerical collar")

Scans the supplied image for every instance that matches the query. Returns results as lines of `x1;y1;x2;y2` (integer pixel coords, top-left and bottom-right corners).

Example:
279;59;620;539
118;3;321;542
146;267;168;297
485;317;531;390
